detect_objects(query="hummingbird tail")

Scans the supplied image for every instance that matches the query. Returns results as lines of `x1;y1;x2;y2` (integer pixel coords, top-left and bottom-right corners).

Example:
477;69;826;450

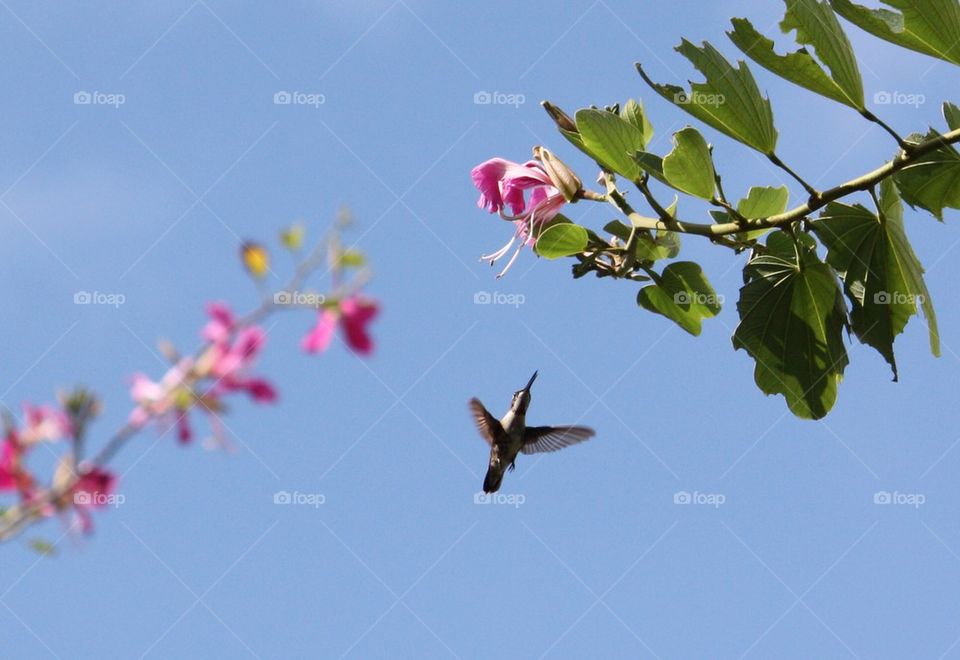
483;467;503;494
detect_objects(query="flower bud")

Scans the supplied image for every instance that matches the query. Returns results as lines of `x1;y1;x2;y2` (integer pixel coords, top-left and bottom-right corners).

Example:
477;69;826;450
541;101;578;133
533;146;582;202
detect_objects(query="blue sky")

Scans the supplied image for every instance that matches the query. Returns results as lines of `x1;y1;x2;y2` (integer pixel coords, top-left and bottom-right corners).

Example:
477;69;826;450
1;1;959;658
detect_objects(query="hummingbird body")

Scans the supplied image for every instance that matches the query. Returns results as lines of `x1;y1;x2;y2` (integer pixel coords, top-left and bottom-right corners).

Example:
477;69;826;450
470;371;596;493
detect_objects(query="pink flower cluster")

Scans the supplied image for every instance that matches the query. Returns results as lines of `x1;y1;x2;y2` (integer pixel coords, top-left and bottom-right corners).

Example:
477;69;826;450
0;404;116;534
129;302;277;444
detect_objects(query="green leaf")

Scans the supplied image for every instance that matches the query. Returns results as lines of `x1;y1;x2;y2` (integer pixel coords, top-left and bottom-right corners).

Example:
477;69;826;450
28;538;56;556
632;151;672;187
945;101;960;130
734;185;791;241
620;99;655;146
782;0;864;105
733;231;849;419
738;185;791;218
729;1;864;110
604;221;681;262
661;127;716;199
637;261;720;335
812;180;939;379
279;222;306;251
637;40;778;154
535;222;589;259
338;249;366;268
893;129;960;219
575;108;648;180
829;0;960;66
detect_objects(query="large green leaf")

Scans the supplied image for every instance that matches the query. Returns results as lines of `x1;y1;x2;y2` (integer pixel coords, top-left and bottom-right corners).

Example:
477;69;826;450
812;179;939;379
830;0;960;66
893;129;960;219
575;108;648;180
637;40;778;154
729;0;864;110
535;222;589;259
733;231;849;419
637;261;720;335
661;127;717;199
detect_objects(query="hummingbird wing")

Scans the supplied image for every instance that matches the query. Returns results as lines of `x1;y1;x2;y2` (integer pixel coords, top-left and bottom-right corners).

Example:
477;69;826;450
468;398;503;446
521;426;595;454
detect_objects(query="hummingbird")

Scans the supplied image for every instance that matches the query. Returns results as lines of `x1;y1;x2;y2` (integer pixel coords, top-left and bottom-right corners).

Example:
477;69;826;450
469;371;596;493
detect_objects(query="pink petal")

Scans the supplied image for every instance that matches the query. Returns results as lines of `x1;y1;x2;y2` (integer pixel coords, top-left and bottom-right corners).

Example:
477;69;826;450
471;158;512;213
236;377;278;403
202;301;235;343
341;297;379;355
301;309;338;354
0;440;17;491
233;326;266;361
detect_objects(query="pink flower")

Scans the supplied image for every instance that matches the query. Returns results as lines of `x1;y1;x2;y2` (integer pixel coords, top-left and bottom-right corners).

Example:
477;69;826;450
128;359;193;438
471;158;567;277
302;296;379;355
69;466;117;533
20;403;72;445
208;327;277;403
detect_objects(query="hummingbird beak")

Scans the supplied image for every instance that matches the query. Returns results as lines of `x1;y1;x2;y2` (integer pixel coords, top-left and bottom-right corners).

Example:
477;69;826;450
523;370;538;394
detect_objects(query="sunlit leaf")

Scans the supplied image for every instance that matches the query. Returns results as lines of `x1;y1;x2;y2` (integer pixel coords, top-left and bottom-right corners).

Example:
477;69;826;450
830;0;960;66
661;127;717;199
575;108;648;180
734;185;791;241
729;0;864;109
535;222;589;259
637;40;778;154
733;231;849;419
619;99;655;147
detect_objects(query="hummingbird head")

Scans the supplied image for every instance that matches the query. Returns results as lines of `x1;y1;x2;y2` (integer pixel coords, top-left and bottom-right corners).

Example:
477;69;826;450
510;370;538;415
